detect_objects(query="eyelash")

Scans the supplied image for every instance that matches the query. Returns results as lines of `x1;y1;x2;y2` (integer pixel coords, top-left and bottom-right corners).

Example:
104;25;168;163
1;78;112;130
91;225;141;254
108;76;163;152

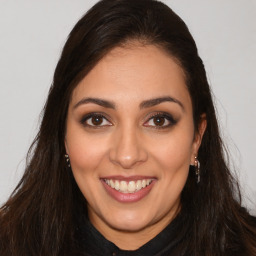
80;112;177;129
80;113;111;128
144;112;177;129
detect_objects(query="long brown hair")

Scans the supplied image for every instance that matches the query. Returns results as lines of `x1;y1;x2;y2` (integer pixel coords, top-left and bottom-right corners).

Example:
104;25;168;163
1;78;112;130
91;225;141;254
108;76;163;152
1;0;255;255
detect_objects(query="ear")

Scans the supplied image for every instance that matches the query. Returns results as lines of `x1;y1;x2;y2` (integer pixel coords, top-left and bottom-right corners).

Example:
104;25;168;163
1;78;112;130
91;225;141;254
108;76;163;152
190;114;207;165
64;138;70;154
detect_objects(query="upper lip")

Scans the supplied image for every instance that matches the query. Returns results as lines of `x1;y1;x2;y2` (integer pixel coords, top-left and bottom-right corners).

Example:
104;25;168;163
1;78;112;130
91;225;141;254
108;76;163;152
100;175;156;181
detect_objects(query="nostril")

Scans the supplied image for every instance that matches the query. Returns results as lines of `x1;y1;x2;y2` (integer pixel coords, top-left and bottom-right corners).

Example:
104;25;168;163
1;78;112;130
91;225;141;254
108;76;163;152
109;149;148;169
108;131;148;168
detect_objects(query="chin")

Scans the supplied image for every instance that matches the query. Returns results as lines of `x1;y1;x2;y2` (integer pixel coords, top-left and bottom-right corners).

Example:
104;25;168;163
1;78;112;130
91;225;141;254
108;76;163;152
105;211;154;232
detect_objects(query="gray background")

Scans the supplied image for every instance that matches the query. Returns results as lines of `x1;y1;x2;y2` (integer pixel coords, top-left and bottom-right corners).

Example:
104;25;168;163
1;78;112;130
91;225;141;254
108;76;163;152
0;0;255;214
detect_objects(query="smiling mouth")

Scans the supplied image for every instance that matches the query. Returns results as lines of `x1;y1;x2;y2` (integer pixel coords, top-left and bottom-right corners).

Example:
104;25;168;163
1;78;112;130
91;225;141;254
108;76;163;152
103;179;154;193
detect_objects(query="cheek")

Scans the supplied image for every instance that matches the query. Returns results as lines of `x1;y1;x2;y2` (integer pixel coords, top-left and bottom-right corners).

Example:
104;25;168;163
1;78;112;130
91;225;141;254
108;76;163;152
153;134;192;202
65;126;110;202
150;128;194;172
66;124;109;173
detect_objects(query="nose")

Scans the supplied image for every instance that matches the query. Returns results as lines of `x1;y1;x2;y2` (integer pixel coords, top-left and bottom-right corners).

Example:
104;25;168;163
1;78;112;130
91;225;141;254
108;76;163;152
109;127;148;169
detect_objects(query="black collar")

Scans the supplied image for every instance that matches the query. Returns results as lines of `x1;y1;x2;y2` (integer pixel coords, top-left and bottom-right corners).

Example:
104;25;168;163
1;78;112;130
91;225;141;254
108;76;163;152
77;212;188;256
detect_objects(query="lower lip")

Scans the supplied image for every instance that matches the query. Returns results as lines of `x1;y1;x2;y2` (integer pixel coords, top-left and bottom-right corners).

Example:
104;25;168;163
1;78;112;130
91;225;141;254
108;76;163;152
101;179;156;203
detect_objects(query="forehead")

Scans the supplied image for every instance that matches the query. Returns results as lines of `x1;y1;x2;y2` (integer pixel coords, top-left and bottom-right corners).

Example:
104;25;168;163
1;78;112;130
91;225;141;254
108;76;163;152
71;44;191;108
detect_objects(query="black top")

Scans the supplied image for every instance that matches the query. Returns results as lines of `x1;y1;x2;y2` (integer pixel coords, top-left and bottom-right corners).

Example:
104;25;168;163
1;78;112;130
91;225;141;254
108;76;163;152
76;212;189;256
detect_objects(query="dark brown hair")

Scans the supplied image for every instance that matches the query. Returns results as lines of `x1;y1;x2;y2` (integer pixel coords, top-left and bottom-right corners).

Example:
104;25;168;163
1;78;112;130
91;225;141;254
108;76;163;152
1;0;255;255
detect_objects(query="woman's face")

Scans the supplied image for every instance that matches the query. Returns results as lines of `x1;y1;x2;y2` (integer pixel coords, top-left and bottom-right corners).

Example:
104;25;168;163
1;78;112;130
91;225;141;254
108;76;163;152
65;44;205;245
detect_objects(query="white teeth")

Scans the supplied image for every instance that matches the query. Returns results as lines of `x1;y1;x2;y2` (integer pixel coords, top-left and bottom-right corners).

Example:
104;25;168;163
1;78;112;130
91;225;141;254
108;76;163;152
128;181;136;192
136;180;142;190
104;179;153;193
120;181;128;192
114;180;120;190
141;180;146;188
110;179;115;188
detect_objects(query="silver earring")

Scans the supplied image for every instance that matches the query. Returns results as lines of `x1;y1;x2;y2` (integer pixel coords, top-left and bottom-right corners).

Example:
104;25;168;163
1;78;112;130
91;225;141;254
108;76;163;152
65;154;71;168
194;156;200;183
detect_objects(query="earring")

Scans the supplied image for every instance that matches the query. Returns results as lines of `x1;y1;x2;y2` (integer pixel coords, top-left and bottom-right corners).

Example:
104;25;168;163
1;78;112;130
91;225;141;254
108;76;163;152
194;156;200;184
65;154;71;168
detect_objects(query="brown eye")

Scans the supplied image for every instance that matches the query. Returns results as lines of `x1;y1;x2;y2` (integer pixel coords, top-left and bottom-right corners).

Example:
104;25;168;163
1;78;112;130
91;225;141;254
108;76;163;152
81;114;112;127
91;116;103;126
153;116;165;126
144;113;177;129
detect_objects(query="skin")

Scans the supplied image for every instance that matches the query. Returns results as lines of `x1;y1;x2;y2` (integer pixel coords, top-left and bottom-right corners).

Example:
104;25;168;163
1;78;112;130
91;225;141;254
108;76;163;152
65;43;206;250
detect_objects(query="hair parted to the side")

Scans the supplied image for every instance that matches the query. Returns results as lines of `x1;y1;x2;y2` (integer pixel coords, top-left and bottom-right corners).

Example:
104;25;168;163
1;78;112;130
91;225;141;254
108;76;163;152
1;0;255;255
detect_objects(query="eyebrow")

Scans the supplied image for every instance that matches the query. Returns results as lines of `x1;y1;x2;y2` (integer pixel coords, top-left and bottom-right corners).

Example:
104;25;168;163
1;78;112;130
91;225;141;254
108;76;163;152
73;97;116;109
140;96;184;110
73;96;184;110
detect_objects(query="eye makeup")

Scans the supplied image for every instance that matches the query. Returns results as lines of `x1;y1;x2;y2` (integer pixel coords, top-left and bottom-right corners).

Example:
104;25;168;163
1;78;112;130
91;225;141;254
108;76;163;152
80;112;112;128
79;110;178;131
143;112;178;129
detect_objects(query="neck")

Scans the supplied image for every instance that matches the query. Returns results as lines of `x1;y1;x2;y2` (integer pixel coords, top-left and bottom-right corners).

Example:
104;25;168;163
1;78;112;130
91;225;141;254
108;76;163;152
88;206;180;250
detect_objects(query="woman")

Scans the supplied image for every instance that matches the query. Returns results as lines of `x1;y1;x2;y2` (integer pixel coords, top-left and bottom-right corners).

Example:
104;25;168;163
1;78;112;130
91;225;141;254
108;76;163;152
0;0;255;255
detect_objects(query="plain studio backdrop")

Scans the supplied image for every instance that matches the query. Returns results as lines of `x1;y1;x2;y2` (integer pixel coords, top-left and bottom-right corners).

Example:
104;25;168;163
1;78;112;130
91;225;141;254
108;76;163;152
0;0;255;214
